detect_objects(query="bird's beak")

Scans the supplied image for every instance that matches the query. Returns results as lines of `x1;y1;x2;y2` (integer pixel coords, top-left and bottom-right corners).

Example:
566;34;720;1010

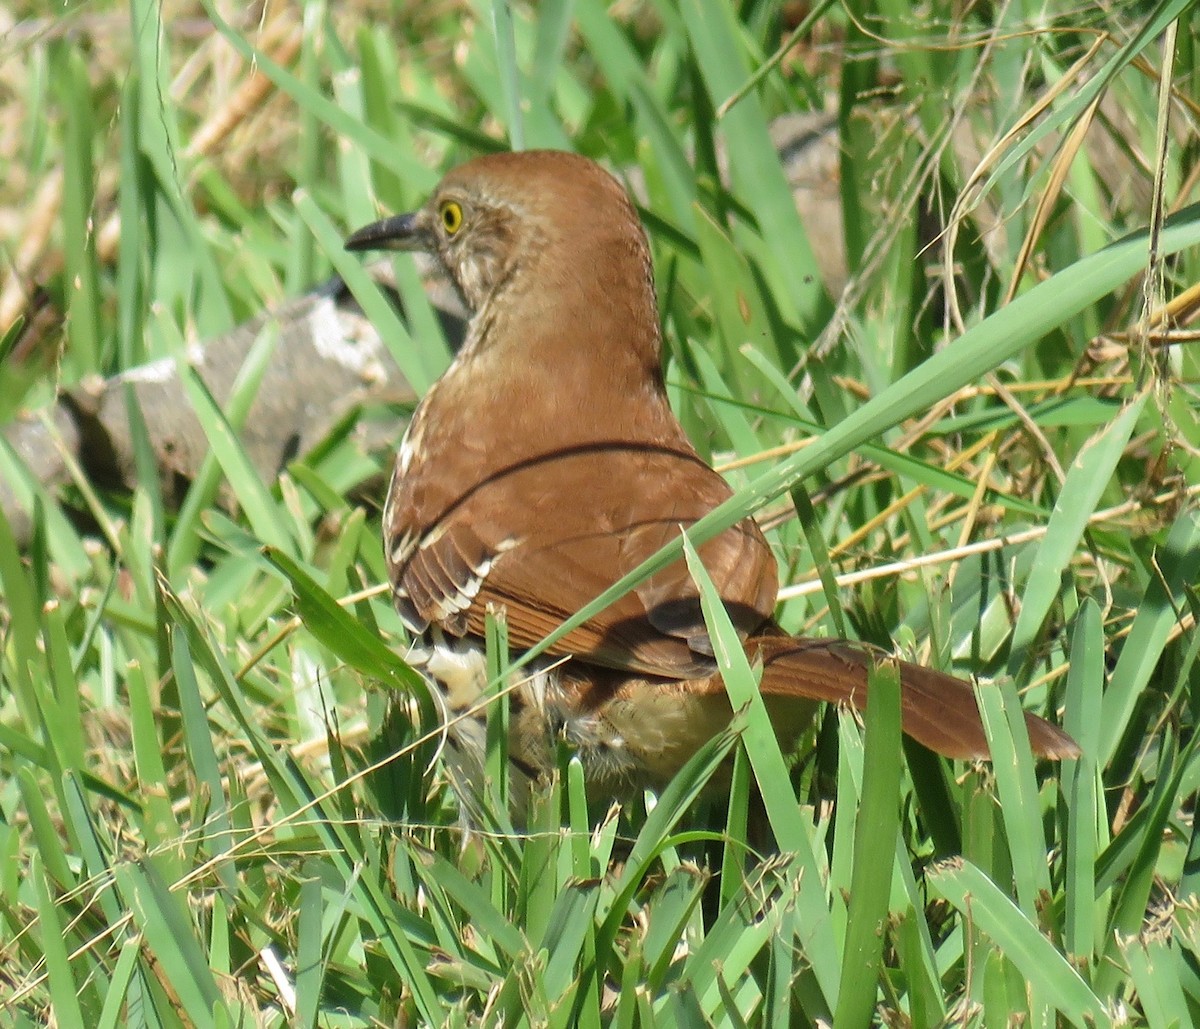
344;211;431;253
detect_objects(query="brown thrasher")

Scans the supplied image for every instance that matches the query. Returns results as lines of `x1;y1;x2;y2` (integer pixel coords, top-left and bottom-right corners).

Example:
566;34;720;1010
345;150;1077;796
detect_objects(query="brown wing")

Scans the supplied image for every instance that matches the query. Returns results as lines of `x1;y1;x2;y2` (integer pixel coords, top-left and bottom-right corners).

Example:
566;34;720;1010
748;632;1079;760
386;443;777;678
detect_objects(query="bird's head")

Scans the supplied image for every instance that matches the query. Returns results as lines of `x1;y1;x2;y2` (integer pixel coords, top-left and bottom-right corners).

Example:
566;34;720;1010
346;149;650;316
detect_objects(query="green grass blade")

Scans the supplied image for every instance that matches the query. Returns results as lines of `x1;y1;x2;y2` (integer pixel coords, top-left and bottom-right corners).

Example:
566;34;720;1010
834;659;901;1029
1063;599;1105;968
929;858;1109;1027
1100;506;1200;764
680;533;839;1008
262;545;429;696
1009;390;1149;670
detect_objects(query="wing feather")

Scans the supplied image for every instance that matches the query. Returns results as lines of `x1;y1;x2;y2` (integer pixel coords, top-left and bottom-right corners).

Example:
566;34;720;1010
386;444;776;678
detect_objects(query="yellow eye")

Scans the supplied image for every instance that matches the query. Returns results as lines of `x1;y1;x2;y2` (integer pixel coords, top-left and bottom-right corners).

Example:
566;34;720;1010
439;200;464;235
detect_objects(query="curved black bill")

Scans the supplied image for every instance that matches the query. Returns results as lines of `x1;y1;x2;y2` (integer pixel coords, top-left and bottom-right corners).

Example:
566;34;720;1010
344;212;423;252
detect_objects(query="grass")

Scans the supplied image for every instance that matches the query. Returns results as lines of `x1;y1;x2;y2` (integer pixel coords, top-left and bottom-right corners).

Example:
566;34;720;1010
1;0;1199;1024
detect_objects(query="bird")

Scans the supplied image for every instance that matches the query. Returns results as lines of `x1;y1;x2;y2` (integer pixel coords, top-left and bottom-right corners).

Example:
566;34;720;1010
344;149;1078;798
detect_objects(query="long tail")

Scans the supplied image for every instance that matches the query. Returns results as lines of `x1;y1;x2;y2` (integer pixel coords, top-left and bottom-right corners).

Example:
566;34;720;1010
748;632;1079;760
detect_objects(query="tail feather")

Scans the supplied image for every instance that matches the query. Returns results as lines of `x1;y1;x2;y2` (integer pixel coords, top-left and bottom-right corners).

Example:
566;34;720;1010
749;634;1079;760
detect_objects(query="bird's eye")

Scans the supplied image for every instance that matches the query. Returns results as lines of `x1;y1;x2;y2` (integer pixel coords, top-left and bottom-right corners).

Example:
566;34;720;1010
439;200;464;235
